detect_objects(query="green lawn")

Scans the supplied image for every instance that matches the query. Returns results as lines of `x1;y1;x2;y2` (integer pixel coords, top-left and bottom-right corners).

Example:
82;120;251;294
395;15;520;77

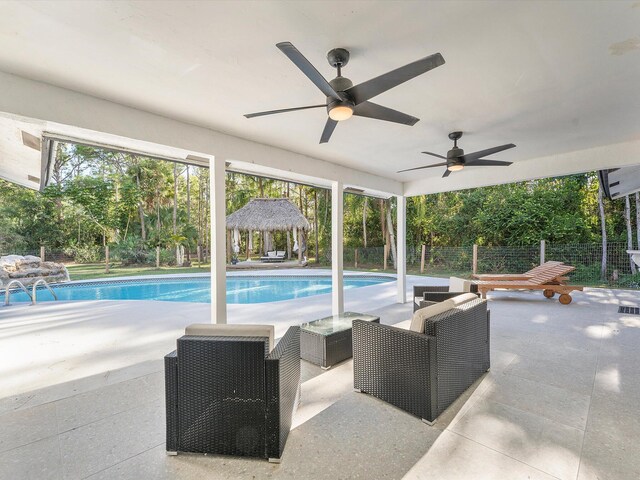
66;263;212;282
65;262;458;282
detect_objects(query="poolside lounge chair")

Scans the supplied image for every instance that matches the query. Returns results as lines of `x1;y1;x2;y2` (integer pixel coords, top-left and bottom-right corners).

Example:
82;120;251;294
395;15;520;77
165;324;300;462
260;250;286;263
472;260;565;281
472;261;583;304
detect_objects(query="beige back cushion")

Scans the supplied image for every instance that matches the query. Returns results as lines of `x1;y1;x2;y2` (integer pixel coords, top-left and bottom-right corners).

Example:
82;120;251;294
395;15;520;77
449;293;478;306
449;276;472;292
185;324;275;352
410;299;455;333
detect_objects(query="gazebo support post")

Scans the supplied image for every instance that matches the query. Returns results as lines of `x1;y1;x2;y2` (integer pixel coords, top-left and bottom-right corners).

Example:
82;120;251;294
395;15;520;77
247;230;252;260
298;229;303;265
210;157;227;324
331;180;344;315
396;195;407;303
287;230;291;260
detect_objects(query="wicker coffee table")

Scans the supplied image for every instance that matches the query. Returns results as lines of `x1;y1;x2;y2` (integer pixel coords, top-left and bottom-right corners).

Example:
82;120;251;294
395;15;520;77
300;311;380;369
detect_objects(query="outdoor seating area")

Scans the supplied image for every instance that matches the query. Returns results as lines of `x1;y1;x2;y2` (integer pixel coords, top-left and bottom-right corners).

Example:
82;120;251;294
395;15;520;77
165;296;488;461
226;199;310;266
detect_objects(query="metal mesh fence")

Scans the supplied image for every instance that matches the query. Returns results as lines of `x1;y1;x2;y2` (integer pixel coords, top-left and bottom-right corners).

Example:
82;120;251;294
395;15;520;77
4;241;640;289
476;245;540;276
338;241;640;289
0;247;204;268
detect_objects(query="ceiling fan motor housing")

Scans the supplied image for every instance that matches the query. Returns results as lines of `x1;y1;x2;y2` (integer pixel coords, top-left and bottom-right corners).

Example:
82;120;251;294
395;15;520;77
447;146;464;167
327;76;355;115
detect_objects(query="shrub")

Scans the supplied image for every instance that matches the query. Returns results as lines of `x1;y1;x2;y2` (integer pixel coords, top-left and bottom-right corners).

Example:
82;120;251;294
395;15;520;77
64;244;103;263
144;248;175;266
112;238;149;265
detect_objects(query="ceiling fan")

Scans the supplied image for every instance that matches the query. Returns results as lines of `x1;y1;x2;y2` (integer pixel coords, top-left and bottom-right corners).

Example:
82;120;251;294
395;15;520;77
244;42;445;143
398;131;516;177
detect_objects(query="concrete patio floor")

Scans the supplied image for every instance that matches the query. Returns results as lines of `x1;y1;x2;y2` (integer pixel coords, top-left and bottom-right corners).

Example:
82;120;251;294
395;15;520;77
0;276;639;479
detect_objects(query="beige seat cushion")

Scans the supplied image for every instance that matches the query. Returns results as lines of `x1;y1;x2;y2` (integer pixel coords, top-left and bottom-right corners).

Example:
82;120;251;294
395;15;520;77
395;319;412;330
449;293;478;306
410;299;455;333
449;276;473;292
185;324;275;352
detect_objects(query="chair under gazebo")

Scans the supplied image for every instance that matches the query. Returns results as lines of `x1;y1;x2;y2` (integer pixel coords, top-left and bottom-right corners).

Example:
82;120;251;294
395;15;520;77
226;198;311;265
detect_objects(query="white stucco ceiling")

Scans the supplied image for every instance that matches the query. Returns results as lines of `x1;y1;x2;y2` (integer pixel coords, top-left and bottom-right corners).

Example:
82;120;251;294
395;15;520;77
0;0;638;191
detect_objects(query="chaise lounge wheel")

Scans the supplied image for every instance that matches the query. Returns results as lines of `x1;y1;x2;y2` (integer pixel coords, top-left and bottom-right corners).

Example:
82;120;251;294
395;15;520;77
543;289;555;299
559;293;572;305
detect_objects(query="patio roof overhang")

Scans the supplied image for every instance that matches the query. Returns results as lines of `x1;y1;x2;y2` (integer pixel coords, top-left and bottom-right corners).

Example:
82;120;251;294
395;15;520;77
1;1;639;197
0;1;638;198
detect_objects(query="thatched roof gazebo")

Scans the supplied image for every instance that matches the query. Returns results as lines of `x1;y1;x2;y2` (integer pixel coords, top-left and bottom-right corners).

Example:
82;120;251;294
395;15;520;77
226;198;310;263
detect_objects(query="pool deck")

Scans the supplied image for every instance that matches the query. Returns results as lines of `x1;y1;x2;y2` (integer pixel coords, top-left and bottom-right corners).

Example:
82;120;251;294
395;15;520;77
1;270;640;479
0;269;430;404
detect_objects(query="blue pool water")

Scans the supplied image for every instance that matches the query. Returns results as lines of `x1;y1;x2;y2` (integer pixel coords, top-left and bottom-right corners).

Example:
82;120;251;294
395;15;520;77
2;276;392;304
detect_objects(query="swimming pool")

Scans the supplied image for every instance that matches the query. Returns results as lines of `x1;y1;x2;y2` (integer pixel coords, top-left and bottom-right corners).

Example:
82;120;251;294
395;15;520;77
2;275;393;304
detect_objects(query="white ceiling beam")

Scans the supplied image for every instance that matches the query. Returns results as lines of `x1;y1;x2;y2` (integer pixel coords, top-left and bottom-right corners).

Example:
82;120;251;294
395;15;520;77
0;70;402;196
404;139;640;196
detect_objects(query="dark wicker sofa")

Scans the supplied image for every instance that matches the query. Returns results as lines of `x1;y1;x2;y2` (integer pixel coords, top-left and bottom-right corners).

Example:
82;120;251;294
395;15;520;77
413;282;479;312
165;324;300;463
353;298;490;424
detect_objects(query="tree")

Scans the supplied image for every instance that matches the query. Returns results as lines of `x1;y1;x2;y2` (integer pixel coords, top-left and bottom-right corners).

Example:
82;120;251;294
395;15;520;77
625;195;636;274
598;181;607;280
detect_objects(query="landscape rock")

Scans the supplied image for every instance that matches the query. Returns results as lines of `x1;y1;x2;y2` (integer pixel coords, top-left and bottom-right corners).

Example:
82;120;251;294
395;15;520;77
0;255;70;287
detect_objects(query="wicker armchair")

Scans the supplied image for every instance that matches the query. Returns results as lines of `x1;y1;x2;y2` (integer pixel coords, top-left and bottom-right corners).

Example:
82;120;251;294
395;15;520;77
353;299;490;424
165;325;300;463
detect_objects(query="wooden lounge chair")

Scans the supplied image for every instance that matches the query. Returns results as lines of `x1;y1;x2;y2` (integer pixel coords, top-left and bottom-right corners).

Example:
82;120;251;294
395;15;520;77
472;261;583;304
472;261;565;281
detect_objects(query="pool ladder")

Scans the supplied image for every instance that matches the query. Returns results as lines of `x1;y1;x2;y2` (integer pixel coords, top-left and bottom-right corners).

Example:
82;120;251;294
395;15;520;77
3;279;58;306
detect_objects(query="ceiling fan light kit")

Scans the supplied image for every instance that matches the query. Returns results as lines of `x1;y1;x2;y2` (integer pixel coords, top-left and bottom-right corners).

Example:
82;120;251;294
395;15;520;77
245;42;445;143
328;104;354;121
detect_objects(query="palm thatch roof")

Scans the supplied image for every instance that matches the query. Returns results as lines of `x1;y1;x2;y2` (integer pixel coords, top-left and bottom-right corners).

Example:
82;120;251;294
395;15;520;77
226;198;311;231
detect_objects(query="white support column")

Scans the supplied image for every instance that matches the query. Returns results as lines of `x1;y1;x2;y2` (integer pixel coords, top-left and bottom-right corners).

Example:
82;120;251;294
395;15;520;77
332;180;344;315
396;195;407;303
210;157;227;324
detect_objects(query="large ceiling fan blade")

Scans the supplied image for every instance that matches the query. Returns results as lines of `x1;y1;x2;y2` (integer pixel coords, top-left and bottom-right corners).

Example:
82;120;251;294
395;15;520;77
466;159;513;167
320;118;338;144
442;169;452;178
421;151;447;160
353;101;419;126
460;143;516;162
345;53;445;105
396;162;447;173
244;104;326;119
276;42;341;101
